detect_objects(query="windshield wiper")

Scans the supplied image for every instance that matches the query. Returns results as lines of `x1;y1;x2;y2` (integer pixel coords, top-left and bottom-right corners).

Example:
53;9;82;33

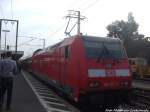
96;43;110;63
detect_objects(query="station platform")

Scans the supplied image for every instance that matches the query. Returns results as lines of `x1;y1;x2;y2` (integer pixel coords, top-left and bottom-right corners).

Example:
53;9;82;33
132;79;150;90
1;72;46;112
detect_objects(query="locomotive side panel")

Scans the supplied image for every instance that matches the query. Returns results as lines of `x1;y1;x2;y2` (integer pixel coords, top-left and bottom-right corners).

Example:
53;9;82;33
63;37;88;100
57;37;81;98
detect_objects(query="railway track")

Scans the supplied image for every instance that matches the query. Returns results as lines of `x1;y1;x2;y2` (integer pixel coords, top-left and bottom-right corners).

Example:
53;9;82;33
102;88;150;112
22;70;80;112
22;70;116;112
128;88;150;110
22;70;150;112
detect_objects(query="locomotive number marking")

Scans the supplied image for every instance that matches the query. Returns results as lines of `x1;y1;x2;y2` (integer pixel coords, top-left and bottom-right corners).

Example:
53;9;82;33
105;69;115;76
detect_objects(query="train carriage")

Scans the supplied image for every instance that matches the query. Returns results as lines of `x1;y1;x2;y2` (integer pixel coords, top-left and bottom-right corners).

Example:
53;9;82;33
31;35;132;104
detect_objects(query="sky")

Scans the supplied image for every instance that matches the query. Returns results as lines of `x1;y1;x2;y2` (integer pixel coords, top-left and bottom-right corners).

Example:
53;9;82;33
0;0;150;57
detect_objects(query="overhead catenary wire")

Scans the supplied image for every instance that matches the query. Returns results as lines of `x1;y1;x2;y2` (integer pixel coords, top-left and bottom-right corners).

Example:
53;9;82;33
18;38;36;47
49;24;66;37
18;36;46;49
18;35;41;39
18;0;100;56
27;44;42;47
67;0;100;13
47;0;91;38
19;43;42;47
75;0;94;11
67;0;86;10
18;0;100;46
39;0;99;38
43;0;83;38
81;0;100;12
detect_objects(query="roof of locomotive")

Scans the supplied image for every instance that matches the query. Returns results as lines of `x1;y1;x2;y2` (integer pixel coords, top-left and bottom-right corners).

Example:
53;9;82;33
49;35;121;48
81;35;121;43
33;35;122;56
59;35;121;47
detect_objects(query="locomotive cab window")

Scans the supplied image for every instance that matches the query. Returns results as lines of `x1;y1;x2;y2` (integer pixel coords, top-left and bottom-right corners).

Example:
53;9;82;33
65;46;70;59
83;37;126;59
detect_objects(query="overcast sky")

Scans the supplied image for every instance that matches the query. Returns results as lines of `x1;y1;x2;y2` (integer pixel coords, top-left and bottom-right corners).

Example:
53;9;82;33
0;0;150;56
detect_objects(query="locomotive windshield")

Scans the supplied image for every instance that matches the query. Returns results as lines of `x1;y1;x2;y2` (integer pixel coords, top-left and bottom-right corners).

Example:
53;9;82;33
83;36;126;59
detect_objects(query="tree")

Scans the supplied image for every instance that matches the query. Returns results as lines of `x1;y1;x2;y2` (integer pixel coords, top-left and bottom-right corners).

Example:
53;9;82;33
106;12;149;62
106;12;143;43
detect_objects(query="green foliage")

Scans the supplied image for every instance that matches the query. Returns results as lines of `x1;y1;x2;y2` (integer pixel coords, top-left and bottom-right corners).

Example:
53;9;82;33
106;12;143;42
106;12;150;65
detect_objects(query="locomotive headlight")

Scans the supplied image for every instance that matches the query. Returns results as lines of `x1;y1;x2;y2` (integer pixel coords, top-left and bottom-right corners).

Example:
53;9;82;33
124;81;128;86
89;81;100;88
120;81;129;86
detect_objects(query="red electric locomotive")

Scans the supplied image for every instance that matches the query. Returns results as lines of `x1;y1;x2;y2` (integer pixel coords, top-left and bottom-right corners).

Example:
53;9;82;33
31;35;132;104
